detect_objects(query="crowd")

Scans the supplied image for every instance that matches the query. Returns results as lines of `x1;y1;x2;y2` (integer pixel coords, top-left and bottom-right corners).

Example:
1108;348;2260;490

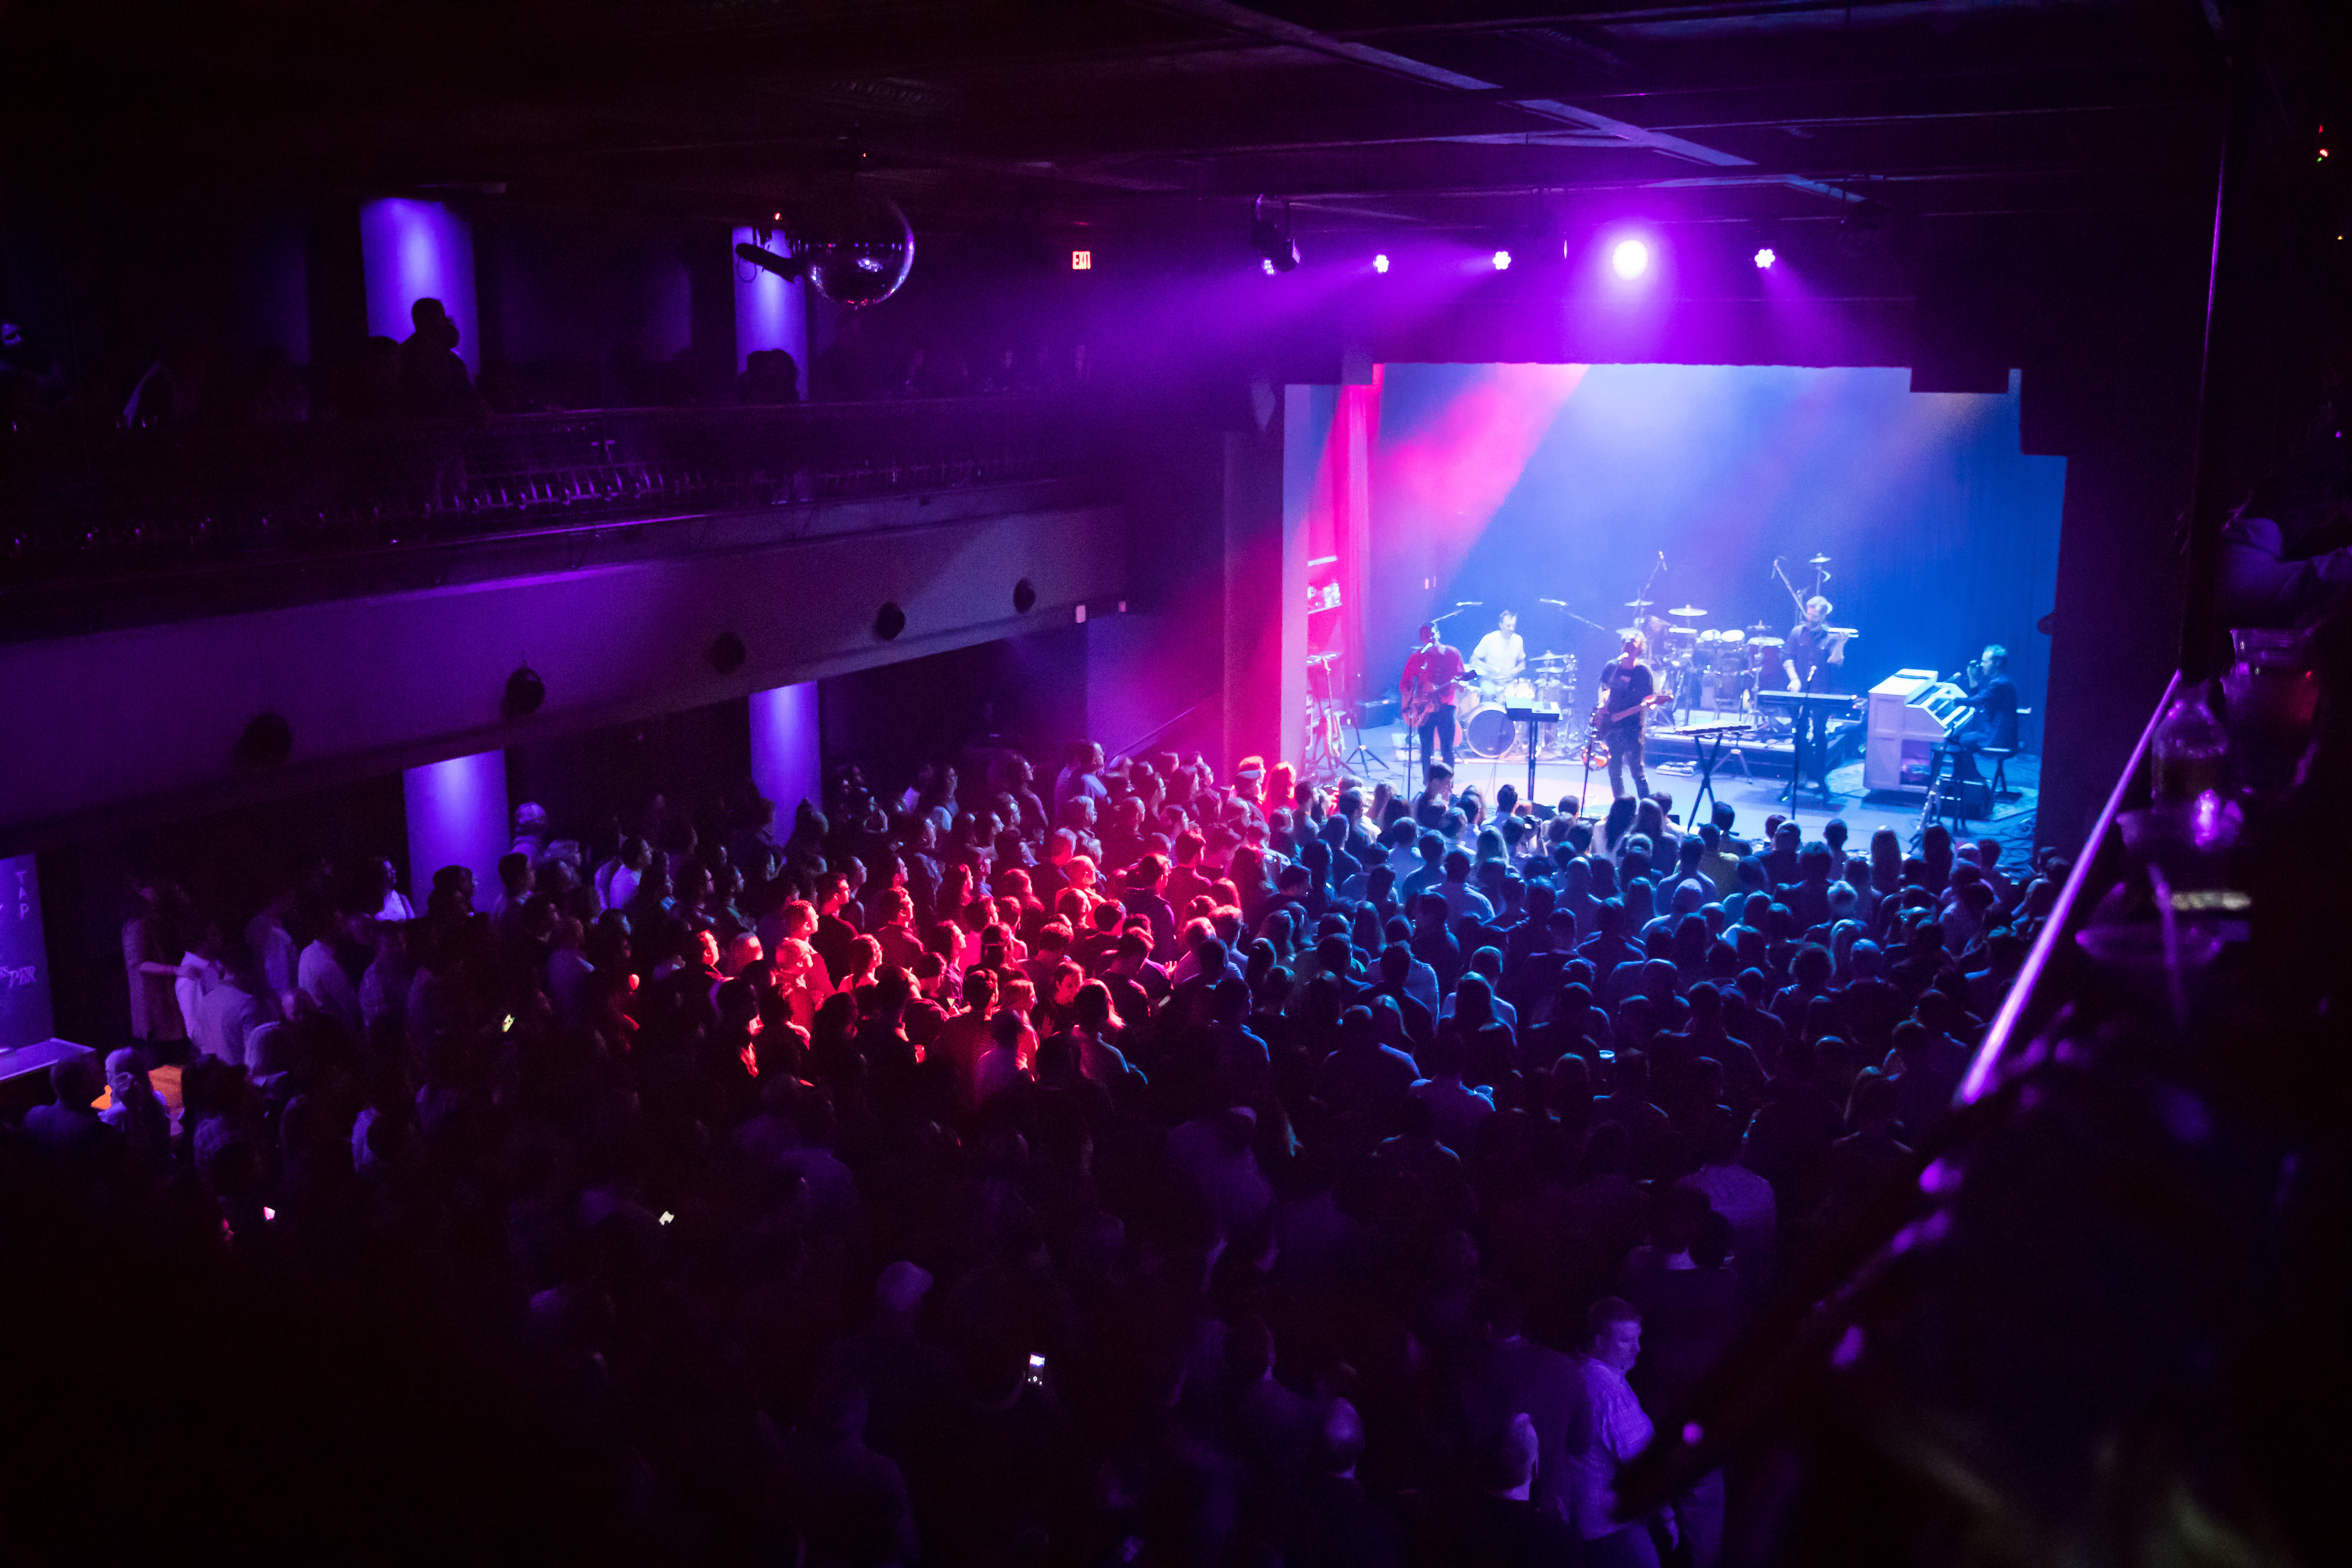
6;742;2060;1566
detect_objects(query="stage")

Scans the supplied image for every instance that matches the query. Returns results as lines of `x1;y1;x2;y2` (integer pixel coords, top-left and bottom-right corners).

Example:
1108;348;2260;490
1365;721;2040;859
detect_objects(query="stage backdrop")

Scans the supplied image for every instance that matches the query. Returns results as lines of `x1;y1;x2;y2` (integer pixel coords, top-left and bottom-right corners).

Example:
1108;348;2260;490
1360;363;2065;751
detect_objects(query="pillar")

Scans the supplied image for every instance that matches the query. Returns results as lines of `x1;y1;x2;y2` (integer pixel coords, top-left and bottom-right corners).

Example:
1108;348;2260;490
750;682;822;828
0;852;55;1051
1224;395;1306;777
734;227;809;398
404;751;508;913
359;198;480;371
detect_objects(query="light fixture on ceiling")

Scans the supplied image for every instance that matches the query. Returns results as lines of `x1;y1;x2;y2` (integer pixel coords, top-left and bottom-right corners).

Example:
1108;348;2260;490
1611;238;1650;280
1492;250;1512;271
1252;196;1300;274
1754;247;1778;270
1373;253;1390;274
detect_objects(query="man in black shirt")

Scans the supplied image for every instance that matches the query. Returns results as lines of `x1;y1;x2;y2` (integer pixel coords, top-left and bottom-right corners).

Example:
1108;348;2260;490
1598;633;1658;800
1784;595;1851;801
1952;643;2020;783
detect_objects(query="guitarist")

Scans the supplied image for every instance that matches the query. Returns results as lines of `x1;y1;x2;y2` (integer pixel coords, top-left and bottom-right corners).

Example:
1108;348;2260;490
1597;632;1660;801
1400;621;1468;773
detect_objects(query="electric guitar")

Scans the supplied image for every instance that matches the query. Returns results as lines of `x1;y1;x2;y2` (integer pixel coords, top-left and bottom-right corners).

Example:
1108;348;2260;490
1594;690;1673;734
1401;668;1474;729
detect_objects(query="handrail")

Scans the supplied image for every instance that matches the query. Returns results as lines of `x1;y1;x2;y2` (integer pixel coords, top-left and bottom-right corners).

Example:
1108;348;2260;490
1114;694;1219;761
1958;668;2179;1103
0;395;1100;582
1617;671;2183;1517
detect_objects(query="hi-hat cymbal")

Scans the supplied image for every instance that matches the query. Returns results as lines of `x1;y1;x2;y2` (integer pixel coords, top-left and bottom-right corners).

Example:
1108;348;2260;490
1808;554;1832;565
1748;621;1775;633
1625;597;1653;609
1669;605;1707;618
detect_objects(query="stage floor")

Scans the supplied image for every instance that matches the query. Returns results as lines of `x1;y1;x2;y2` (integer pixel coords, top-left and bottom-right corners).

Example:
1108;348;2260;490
1360;724;2041;858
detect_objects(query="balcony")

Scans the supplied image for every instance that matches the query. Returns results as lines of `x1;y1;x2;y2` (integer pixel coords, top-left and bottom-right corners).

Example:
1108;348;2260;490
0;396;1106;637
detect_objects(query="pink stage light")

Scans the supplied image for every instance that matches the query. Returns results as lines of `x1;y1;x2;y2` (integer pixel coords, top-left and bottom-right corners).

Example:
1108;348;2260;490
1374;253;1390;273
1492;249;1512;271
1754;246;1777;270
1611;239;1650;280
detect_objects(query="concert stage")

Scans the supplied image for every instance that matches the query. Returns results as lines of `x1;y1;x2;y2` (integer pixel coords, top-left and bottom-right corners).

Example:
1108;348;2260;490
1374;722;2040;857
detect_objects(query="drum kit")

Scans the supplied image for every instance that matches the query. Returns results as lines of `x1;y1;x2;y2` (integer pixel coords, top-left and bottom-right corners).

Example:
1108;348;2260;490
1458;653;1578;759
1622;599;1789;722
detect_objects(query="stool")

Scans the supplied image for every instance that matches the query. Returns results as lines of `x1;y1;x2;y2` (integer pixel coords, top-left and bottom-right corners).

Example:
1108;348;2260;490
1982;747;2018;801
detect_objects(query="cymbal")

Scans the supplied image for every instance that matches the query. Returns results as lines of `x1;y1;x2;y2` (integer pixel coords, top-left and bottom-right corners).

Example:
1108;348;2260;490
1625;598;1653;608
1747;621;1775;634
1668;605;1707;618
1808;554;1831;565
1749;635;1785;649
1531;652;1574;665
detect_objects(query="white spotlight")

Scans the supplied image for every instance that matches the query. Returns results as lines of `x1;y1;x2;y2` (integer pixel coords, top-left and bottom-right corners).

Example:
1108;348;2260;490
1611;239;1650;280
1374;253;1390;274
1754;246;1777;270
1492;249;1512;271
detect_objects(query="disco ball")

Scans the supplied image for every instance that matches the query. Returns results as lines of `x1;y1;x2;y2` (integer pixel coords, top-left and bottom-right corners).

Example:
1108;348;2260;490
794;190;915;309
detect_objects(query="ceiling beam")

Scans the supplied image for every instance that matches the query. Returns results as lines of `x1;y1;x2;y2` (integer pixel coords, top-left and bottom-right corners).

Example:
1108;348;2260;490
1132;0;1860;204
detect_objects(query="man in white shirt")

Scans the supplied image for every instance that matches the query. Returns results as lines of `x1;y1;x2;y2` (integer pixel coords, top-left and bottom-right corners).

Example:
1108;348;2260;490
196;949;271;1068
1568;1298;1674;1564
1469;609;1527;693
244;888;300;1017
298;912;366;1035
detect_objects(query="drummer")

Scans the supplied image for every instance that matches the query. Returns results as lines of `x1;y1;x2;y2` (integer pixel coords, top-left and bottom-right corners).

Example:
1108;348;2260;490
1470;609;1527;694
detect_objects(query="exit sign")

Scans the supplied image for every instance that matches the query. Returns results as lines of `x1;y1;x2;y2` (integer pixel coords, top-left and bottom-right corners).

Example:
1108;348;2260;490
1071;250;1092;271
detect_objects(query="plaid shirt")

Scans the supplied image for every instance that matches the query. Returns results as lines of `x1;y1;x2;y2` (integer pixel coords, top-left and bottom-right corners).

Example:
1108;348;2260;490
1569;1354;1655;1540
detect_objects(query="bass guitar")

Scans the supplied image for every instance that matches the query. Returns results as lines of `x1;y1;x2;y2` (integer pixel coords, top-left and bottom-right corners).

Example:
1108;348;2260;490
1582;691;1673;766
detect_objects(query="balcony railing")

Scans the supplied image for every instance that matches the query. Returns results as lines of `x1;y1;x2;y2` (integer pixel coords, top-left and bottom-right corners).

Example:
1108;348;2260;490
0;396;1098;583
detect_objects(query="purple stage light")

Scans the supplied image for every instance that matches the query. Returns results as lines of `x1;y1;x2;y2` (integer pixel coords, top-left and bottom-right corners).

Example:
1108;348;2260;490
1492;250;1512;272
1374;253;1390;274
1261;257;1276;276
1754;246;1777;270
1611;239;1650;280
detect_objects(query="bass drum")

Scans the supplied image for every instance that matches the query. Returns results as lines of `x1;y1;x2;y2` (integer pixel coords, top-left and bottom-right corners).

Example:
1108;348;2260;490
1463;704;1514;757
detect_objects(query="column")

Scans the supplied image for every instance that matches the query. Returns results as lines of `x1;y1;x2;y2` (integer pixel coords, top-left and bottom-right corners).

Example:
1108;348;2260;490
404;752;508;913
359;198;481;371
734;227;809;398
750;682;822;829
1224;397;1306;777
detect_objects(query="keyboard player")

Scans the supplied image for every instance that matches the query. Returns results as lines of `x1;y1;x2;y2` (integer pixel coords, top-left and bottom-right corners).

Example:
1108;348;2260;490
1785;596;1854;802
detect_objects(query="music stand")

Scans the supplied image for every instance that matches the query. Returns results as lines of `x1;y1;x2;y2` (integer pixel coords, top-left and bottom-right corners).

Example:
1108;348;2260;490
1506;706;1560;807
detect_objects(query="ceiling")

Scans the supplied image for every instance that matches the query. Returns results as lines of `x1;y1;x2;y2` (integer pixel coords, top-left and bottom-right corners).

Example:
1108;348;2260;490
0;0;2328;247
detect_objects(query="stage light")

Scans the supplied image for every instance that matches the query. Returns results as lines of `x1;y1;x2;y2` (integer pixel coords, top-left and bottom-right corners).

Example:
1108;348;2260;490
735;241;807;282
1611;239;1650;280
1251;195;1300;274
1492;249;1512;271
1373;253;1389;274
1754;246;1777;270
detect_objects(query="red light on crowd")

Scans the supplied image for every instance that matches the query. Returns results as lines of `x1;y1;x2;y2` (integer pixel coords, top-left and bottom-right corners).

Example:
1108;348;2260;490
1072;250;1092;270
